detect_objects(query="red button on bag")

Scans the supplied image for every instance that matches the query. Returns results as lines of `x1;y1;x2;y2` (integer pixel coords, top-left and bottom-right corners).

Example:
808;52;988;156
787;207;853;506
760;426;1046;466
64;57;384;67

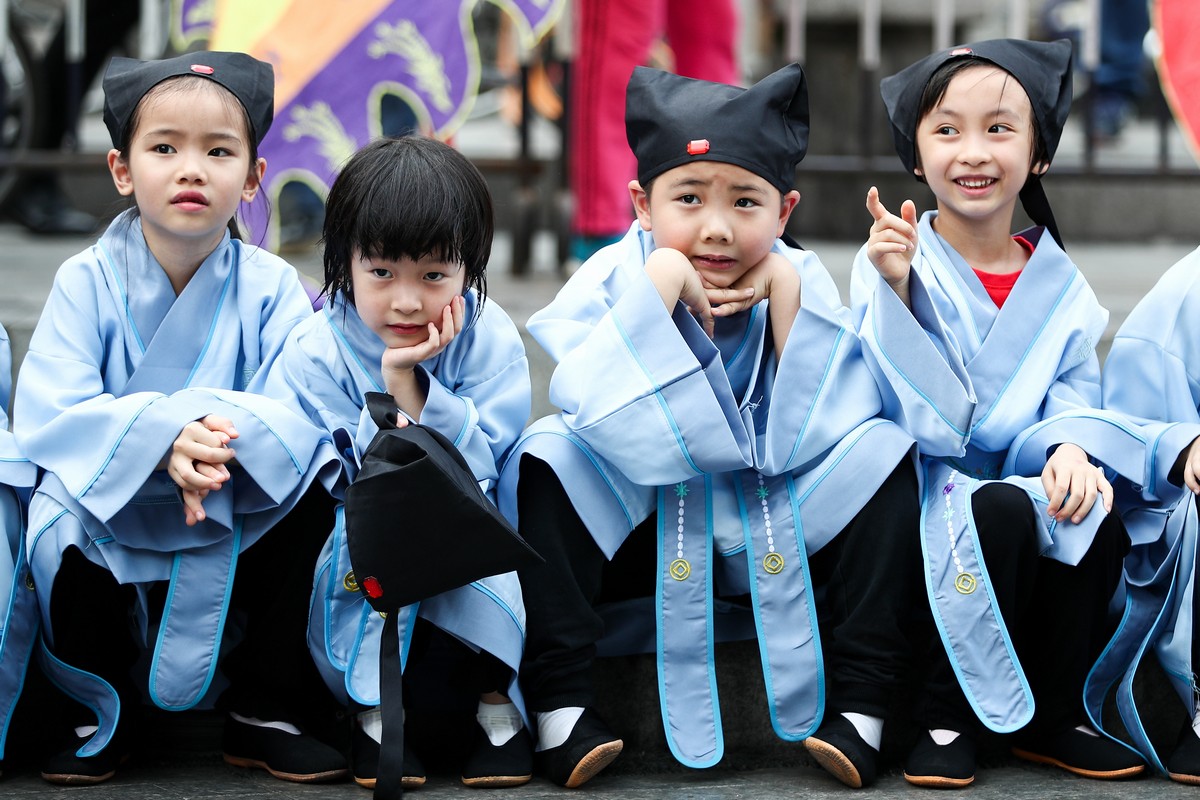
362;576;384;599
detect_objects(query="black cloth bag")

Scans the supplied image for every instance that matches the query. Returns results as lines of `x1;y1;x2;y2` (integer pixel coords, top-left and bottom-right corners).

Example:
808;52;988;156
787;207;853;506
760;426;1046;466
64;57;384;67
345;392;542;799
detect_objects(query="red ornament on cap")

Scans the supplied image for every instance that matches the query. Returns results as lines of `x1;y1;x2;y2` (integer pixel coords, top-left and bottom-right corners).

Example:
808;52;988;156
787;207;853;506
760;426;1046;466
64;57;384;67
686;139;710;155
362;576;384;599
191;64;215;75
949;48;972;56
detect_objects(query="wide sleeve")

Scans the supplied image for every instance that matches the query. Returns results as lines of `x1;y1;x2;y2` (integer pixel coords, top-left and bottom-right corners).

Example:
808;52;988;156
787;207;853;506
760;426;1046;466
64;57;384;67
849;242;976;457
542;270;752;486
1103;254;1200;499
418;302;532;494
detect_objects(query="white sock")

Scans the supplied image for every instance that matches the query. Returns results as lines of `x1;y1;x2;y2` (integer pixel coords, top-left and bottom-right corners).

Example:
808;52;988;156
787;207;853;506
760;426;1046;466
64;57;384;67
477;700;523;747
930;728;961;746
1192;708;1200;737
535;706;584;752
359;707;385;744
1074;723;1100;737
75;724;99;738
229;711;301;735
841;712;883;751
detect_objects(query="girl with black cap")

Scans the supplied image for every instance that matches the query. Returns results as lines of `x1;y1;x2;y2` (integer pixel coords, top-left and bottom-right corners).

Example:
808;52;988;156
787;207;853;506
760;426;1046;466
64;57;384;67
843;38;1148;787
13;52;346;785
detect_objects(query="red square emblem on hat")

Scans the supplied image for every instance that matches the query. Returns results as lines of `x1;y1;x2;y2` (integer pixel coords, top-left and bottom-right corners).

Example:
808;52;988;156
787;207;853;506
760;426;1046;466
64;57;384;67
191;64;215;75
949;48;972;56
686;139;710;156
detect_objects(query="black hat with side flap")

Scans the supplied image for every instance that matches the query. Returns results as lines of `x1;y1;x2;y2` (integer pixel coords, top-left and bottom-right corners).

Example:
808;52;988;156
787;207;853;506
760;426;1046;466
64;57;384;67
102;51;275;148
879;38;1074;246
625;63;809;195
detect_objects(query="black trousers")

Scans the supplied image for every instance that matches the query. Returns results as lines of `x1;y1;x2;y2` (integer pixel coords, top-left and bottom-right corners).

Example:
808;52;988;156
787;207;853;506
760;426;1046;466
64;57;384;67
916;482;1130;736
516;454;922;718
49;486;336;725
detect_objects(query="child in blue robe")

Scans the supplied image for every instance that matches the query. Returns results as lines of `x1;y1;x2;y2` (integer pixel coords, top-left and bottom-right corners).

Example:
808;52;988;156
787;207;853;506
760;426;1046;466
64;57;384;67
13;53;345;784
1096;245;1200;783
851;38;1146;786
255;136;534;790
0;324;36;775
497;63;922;789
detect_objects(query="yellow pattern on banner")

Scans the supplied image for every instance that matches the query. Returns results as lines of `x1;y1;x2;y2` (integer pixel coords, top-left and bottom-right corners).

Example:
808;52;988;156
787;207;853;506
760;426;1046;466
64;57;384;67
208;0;393;108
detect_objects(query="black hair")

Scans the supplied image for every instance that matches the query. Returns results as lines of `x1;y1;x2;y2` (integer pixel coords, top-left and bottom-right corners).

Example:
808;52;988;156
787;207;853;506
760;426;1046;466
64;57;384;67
114;75;264;239
321;135;493;317
914;57;1050;179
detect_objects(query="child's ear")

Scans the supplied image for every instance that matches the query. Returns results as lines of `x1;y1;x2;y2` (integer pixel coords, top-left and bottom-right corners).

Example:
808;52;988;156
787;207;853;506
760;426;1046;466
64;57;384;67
776;189;800;237
242;157;268;202
629;180;652;231
1031;161;1050;176
107;149;133;197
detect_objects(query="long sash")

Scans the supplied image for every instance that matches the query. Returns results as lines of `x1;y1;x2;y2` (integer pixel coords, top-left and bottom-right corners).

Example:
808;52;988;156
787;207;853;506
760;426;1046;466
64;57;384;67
656;476;721;767
738;470;822;741
920;462;1034;732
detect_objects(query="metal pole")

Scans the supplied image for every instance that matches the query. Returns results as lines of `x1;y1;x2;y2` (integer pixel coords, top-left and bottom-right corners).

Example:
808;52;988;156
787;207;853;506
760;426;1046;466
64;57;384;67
140;0;163;59
787;0;807;65
859;0;881;160
64;0;86;150
1007;0;1029;40
1082;0;1101;168
933;0;955;51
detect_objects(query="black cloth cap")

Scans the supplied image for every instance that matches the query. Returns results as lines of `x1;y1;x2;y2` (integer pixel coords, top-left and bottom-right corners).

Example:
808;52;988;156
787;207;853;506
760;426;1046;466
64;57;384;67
625;63;809;195
102;51;275;148
879;38;1073;247
880;38;1073;175
344;393;543;613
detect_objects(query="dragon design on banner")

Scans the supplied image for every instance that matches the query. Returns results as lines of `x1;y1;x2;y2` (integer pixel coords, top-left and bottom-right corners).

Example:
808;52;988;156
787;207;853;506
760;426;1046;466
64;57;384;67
171;0;563;247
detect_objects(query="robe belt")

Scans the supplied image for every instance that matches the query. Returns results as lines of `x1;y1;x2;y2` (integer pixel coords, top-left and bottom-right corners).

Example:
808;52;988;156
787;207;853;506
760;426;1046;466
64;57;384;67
0;529;39;758
921;463;1033;732
655;472;823;768
149;523;242;711
38;637;122;757
737;470;822;741
656;475;721;768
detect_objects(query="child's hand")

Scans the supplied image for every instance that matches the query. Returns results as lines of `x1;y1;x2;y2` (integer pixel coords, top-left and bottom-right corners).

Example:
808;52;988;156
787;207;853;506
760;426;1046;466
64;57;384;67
381;294;465;374
645;248;715;337
1183;437;1200;494
865;186;919;288
1042;442;1113;524
706;253;798;317
168;418;237;525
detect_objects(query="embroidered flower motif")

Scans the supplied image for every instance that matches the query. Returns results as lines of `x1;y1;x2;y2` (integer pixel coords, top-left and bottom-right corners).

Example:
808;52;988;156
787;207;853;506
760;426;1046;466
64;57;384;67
674;482;689;498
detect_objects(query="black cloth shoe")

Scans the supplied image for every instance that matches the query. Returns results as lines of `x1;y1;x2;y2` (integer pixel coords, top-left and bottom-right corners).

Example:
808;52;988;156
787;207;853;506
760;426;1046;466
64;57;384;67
41;724;133;786
534;708;623;788
1011;724;1145;779
461;721;533;788
804;714;878;789
1167;721;1200;785
350;720;425;789
221;715;348;783
904;730;976;788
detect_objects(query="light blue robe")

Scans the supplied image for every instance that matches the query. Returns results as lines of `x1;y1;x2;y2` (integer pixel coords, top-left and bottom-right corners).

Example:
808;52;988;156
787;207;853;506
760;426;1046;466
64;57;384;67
254;291;532;715
496;222;915;767
14;211;343;757
851;212;1145;738
0;325;36;759
1095;245;1200;772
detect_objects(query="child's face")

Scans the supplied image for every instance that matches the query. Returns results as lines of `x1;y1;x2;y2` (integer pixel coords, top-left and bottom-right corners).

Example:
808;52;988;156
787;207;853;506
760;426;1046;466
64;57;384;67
351;251;466;348
107;81;265;253
629;161;798;289
914;64;1045;230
